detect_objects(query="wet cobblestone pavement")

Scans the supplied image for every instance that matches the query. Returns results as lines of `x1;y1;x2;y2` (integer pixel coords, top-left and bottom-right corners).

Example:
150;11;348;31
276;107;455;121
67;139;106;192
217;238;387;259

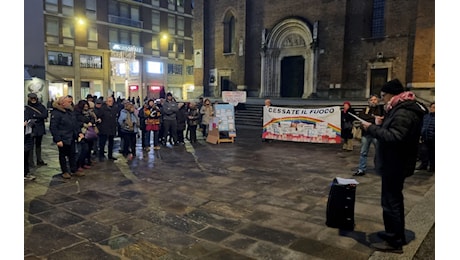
24;126;434;259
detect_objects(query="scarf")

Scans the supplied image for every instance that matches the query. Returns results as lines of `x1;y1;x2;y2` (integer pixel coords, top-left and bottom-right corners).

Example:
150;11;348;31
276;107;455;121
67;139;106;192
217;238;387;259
384;91;416;112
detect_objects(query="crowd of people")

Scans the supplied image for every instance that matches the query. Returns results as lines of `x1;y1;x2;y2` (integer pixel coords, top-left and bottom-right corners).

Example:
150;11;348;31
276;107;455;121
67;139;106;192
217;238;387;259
25;79;434;254
24;93;219;180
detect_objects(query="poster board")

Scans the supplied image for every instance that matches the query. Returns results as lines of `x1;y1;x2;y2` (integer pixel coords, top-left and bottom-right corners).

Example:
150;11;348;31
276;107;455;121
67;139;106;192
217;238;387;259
206;104;236;144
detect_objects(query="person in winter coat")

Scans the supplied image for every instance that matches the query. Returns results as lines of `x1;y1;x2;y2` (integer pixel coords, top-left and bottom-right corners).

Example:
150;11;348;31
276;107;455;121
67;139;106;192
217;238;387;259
352;94;385;176
187;102;200;143
417;102;435;172
24;93;48;167
341;101;355;151
362;79;427;253
200;98;214;138
95;96;119;161
49;96;85;179
161;93;179;145
176;102;188;144
24;112;36;181
118;102;139;158
143;99;162;150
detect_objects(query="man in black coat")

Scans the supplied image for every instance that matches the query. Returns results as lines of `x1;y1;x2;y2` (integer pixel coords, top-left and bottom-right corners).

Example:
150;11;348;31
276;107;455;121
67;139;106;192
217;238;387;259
362;79;427;253
49;96;84;179
24;93;49;167
95;96;119;161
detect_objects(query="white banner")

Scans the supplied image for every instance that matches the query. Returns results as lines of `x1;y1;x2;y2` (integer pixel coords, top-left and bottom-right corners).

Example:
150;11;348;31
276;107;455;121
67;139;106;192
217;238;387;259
222;91;247;106
262;106;342;143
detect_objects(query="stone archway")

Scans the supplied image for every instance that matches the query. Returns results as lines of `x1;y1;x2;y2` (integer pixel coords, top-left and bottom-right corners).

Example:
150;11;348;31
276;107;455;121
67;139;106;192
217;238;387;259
260;18;314;98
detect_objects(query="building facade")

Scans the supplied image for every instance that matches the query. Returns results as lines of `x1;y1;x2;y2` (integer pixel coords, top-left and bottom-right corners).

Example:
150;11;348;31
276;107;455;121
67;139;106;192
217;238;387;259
28;0;198;103
192;0;435;100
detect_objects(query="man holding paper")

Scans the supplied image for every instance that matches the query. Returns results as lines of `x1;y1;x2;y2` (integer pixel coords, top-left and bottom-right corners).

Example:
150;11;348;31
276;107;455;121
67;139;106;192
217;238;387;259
351;94;384;176
361;79;427;253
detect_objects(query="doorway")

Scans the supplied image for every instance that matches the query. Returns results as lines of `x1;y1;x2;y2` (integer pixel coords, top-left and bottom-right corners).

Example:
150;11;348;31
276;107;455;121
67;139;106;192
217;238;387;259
281;56;304;97
370;68;388;96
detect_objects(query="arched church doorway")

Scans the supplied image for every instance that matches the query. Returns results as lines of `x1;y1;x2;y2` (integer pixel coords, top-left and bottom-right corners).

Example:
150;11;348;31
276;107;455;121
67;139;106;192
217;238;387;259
281;55;305;97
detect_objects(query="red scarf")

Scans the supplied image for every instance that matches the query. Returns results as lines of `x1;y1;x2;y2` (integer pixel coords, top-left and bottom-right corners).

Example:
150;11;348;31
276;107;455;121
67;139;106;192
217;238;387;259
385;91;416;112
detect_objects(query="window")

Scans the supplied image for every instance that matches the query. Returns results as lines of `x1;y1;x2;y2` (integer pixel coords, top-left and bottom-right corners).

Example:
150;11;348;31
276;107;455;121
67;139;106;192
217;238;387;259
168;15;176;35
371;0;385;38
46;18;59;44
151;36;160;56
62;0;74;16
168;64;183;75
147;61;163;74
45;0;58;12
86;0;97;20
186;66;194;75
223;14;235;53
109;29;118;43
120;30;129;45
177;17;184;36
120;3;129;18
62;20;74;46
80;54;102;69
152;10;160;32
168;0;175;10
48;51;73;66
177;0;184;12
177;39;184;53
88;26;98;48
131;6;139;20
168;41;175;52
152;0;160;7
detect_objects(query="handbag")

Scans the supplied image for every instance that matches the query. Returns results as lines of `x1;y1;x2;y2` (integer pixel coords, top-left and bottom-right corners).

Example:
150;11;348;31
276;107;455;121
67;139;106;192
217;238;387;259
85;126;98;140
146;124;160;131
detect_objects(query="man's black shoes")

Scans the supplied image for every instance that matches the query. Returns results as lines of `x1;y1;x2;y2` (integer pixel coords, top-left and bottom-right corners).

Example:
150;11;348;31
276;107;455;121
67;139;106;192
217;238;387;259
108;156;118;161
352;170;365;176
377;231;407;245
371;241;403;254
37;161;47;166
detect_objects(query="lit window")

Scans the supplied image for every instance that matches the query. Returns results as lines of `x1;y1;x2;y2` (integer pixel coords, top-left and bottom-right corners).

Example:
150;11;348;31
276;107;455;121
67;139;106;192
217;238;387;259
147;61;163;74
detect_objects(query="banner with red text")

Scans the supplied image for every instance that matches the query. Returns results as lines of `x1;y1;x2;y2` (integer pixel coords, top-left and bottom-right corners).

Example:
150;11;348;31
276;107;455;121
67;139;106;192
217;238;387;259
262;106;342;143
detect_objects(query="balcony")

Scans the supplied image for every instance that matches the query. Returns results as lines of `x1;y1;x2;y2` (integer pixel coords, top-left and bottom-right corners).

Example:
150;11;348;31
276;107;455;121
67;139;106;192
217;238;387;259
108;15;143;28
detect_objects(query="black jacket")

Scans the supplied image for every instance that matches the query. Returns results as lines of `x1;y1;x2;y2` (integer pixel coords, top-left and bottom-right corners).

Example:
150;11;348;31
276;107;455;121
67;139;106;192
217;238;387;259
49;101;80;145
358;104;384;136
95;103;118;136
24;101;48;136
367;99;427;177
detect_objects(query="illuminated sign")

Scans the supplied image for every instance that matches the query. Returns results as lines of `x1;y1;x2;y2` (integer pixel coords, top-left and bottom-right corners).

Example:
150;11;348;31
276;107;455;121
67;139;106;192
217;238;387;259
129;85;139;90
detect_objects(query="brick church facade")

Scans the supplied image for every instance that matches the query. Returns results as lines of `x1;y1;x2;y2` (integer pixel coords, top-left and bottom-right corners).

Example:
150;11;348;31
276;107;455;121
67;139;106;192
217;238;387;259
192;0;434;100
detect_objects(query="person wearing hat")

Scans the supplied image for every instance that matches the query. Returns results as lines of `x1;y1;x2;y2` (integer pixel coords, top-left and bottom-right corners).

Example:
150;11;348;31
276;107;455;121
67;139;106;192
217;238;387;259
24;93;49;167
341;101;356;151
361;78;428;253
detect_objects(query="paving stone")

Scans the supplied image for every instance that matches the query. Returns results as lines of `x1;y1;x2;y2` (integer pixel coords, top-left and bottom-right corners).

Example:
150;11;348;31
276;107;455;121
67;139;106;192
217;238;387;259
66;220;122;242
113;218;156;235
76;190;118;204
238;223;298;246
193;227;233;242
290;237;370;260
47;242;120;260
35;208;85;228
60;200;103;216
35;190;78;205
24;223;83;256
25;199;55;214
